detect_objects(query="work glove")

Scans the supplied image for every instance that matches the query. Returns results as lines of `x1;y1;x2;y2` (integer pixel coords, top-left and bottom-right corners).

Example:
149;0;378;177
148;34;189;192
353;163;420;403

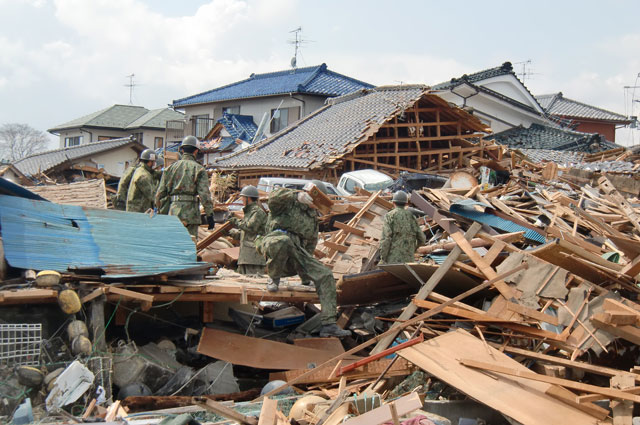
297;192;314;206
229;217;240;227
206;215;215;230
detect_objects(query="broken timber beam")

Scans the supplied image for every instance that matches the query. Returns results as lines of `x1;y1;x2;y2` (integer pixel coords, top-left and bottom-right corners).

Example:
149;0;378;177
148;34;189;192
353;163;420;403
197;221;234;251
370;219;482;355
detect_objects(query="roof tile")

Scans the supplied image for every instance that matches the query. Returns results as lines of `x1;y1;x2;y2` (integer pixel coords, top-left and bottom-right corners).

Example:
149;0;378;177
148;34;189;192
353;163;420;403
535;92;629;122
172;64;373;107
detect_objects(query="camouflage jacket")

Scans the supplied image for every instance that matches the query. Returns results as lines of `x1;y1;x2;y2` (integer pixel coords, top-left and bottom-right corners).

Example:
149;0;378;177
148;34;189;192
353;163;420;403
379;206;426;264
126;164;156;213
114;162;139;210
265;187;319;253
230;202;267;266
155;153;214;225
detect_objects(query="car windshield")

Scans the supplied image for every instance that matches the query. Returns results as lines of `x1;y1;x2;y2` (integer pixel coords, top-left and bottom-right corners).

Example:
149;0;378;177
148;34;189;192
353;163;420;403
364;179;393;191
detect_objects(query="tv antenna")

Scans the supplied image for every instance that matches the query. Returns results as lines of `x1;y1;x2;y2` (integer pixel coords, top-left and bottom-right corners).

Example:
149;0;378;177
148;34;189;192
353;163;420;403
513;60;539;83
288;27;312;69
124;73;138;104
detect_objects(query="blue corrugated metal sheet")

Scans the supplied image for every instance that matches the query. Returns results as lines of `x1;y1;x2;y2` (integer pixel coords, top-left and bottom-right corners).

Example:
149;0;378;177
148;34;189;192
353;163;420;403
0;195;208;279
450;203;546;243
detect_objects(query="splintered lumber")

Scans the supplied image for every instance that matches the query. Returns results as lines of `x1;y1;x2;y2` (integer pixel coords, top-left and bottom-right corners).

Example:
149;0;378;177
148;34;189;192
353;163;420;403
399;330;601;425
611;374;635;425
337;334;423;376
591;313;640;345
341;393;422;425
370;221;483;355
258;259;528;401
449;230;516;300
195;397;258;425
544;386;609;420
257;397;278;425
459;359;640;403
197;221;234;251
106;286;154;303
598;175;640;234
307;184;334;214
269;357;411;384
121;389;261;412
198;328;348;370
496;345;640;383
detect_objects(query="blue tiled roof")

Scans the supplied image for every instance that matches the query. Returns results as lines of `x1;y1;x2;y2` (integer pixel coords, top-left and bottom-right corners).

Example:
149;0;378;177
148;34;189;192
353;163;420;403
172;64;373;107
218;113;258;142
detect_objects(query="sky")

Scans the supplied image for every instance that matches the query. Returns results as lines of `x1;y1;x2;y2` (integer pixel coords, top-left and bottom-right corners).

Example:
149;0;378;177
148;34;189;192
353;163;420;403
1;0;640;148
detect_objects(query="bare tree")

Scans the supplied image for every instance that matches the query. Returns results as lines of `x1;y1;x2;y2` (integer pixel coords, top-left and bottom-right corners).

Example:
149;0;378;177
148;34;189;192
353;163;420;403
0;123;50;162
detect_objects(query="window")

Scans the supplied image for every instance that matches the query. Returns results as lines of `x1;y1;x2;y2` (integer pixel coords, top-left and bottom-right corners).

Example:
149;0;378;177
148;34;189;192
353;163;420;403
64;136;82;147
194;114;212;139
132;132;143;144
343;177;357;194
154;137;164;149
222;106;240;115
270;107;300;133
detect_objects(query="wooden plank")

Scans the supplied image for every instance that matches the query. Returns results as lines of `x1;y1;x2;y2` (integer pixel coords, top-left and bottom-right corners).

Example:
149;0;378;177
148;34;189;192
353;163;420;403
333;221;366;237
369;221;482;355
323;241;349;253
399;330;601;425
505;302;559;326
598;175;640;234
544;385;609;420
195;398;258;425
198;328;348;370
620;254;640;278
81;288;104;304
269;358;411;384
459;358;640;403
497;345;640;383
414;299;564;341
257;397;278;425
341;393;422;425
258;260;528;401
197;221;234;251
611;374;634;425
107;286;154;303
449;231;516;300
591;313;640;345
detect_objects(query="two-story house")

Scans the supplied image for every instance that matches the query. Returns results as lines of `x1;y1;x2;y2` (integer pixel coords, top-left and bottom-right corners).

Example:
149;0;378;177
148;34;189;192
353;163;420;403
168;63;373;143
48;105;184;150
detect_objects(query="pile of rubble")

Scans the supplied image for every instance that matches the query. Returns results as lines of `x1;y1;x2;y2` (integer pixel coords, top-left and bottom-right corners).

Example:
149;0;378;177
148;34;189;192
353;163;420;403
2;147;640;424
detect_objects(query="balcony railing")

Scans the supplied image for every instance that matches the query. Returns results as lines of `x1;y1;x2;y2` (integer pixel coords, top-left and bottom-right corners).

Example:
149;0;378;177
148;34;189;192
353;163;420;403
165;117;216;143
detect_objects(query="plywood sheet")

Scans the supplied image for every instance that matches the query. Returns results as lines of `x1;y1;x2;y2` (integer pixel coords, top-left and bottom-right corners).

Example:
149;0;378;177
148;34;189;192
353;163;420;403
292;338;345;356
29;179;107;209
197;328;354;370
398;329;600;425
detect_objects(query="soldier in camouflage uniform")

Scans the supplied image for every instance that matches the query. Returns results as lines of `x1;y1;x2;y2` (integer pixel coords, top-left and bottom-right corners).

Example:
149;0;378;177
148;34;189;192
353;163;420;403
229;185;267;275
255;182;350;338
126;149;158;213
114;160;139;210
155;136;215;239
379;190;426;264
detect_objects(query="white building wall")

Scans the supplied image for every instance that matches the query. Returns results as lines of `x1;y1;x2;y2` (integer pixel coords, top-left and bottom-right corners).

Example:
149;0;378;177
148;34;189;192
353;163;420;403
179;94;329;138
74;147;139;177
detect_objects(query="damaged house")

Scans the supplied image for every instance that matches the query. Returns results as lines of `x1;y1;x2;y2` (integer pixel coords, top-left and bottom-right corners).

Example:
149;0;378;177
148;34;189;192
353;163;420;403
213;85;499;185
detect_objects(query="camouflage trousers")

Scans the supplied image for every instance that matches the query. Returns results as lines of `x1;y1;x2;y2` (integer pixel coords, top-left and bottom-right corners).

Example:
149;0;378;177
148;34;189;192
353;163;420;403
258;232;337;325
237;264;265;275
186;224;199;241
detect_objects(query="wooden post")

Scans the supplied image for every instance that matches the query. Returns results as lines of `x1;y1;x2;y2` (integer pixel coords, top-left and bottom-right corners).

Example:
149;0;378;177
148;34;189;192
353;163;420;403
611;374;634;425
90;295;107;353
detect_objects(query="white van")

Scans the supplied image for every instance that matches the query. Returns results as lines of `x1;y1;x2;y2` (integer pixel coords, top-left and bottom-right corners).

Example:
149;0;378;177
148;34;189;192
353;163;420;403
337;169;394;195
256;177;341;197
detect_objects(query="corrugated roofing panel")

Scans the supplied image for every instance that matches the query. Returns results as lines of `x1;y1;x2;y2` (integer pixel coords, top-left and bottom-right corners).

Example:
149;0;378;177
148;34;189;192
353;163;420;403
0;195;207;278
449;204;545;243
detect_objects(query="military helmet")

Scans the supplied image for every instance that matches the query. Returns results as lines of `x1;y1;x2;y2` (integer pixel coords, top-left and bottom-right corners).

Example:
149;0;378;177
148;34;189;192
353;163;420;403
240;185;259;198
392;190;408;204
303;179;328;194
181;135;199;148
140;149;157;161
